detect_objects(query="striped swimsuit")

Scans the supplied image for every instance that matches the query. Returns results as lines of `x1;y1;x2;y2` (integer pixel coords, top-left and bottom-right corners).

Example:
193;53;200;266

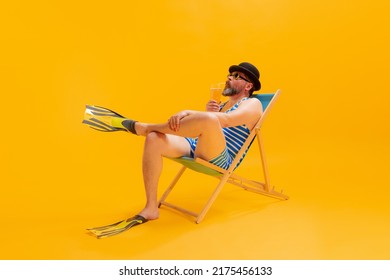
185;98;251;170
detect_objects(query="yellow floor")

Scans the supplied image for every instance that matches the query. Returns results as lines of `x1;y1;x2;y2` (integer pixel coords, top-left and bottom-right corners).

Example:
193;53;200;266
1;136;389;260
1;0;389;260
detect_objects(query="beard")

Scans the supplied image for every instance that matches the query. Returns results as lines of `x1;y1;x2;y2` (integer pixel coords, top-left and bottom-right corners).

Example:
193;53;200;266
222;88;237;96
222;82;239;96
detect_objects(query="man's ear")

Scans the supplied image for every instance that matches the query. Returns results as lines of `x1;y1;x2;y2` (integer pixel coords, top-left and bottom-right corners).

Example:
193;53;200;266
245;82;254;91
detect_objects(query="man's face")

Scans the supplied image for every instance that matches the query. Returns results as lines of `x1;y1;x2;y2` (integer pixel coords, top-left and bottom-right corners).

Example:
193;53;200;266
223;71;251;96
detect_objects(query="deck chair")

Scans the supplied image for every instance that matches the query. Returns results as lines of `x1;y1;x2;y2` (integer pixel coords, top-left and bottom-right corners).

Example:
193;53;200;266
159;89;288;223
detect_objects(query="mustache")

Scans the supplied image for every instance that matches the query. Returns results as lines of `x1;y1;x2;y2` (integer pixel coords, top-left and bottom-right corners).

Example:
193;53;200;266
223;81;232;91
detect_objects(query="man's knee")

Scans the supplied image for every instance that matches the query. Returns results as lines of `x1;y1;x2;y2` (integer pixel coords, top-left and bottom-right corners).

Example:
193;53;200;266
195;112;220;128
144;132;165;147
145;132;166;150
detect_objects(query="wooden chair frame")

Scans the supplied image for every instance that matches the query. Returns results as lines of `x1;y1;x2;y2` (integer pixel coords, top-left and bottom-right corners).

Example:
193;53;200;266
158;89;288;223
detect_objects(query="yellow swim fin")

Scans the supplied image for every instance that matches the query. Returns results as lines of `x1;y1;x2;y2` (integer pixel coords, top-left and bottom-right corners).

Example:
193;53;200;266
82;105;137;133
87;215;148;239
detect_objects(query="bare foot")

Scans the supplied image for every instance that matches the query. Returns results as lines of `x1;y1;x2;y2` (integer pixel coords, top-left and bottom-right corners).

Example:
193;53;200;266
138;208;159;220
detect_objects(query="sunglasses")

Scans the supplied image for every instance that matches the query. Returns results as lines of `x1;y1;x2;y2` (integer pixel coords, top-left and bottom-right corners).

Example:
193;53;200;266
228;72;251;83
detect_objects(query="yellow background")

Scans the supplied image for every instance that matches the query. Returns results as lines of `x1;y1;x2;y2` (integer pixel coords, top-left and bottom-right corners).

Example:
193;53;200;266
1;0;389;259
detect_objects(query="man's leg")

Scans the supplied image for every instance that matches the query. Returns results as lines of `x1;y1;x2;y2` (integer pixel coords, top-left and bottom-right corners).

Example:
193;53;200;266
139;133;191;220
137;112;227;220
136;112;226;161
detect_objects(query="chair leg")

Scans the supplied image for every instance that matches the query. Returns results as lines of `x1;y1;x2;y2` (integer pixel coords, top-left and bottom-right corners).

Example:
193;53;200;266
227;173;289;200
159;166;187;207
257;133;271;192
195;174;231;223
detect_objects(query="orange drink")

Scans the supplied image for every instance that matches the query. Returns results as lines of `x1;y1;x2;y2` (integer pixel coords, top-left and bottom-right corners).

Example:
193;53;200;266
210;83;225;102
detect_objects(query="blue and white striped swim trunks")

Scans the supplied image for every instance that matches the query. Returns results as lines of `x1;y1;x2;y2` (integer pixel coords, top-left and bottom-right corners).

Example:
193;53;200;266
184;137;233;170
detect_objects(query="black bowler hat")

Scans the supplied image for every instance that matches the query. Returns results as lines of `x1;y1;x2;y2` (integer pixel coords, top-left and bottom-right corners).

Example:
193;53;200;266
229;62;261;91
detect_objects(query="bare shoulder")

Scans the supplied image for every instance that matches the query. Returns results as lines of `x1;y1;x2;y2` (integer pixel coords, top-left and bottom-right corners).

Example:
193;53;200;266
239;97;263;112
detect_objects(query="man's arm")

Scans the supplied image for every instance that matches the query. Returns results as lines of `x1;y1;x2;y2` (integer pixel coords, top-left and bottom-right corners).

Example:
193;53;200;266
167;109;199;132
167;98;262;132
214;98;262;129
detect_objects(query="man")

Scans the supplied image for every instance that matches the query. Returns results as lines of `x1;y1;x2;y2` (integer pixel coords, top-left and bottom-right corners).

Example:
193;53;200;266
84;62;262;236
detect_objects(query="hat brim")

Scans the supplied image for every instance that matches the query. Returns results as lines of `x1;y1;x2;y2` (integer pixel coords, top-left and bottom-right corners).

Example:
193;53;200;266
229;65;261;91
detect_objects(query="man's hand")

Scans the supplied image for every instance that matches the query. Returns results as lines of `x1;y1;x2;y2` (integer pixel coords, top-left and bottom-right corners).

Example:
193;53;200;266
168;111;189;132
206;100;220;112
